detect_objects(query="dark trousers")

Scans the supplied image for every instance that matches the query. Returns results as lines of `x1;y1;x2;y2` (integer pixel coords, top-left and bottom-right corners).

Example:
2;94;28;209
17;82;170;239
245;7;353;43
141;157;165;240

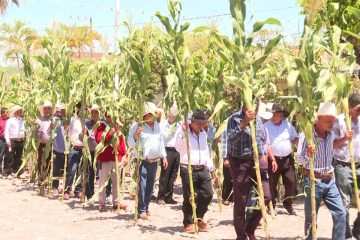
180;165;213;226
230;156;271;240
52;150;65;189
84;151;96;199
222;164;233;201
269;154;296;208
0;138;9;172
158;147;180;201
64;148;82;194
37;143;51;182
10;140;24;173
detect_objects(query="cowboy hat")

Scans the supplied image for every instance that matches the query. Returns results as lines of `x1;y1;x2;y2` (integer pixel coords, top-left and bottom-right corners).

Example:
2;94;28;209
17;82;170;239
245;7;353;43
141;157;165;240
11;105;23;115
317;102;337;117
188;109;208;124
55;103;66;111
89;104;100;112
270;103;290;118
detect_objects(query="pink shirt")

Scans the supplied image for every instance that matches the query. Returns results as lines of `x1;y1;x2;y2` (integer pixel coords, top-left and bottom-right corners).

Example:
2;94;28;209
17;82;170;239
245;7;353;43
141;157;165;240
0;117;7;139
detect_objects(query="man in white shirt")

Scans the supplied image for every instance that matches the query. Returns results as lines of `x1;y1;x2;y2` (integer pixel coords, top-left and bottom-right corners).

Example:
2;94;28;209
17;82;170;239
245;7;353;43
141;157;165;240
5;105;25;175
264;103;298;215
128;102;168;220
64;103;84;200
157;105;180;205
333;93;360;239
175;109;217;234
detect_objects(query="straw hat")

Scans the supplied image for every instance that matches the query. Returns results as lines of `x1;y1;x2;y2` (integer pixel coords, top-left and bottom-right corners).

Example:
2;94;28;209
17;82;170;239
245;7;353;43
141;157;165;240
55;103;66;111
143;102;157;116
39;100;53;116
318;102;337;117
89;104;100;112
269;103;290;118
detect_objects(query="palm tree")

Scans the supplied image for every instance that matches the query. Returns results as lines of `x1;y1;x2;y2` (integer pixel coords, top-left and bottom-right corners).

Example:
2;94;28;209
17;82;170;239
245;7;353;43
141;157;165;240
0;0;19;15
0;20;38;70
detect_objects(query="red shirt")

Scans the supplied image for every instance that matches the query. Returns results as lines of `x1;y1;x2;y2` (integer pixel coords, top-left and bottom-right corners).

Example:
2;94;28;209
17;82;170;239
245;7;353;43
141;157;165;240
94;123;126;162
0;117;7;139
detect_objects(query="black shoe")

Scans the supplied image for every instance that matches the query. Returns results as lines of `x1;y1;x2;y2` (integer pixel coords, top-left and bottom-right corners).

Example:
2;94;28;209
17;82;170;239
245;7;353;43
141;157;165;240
284;205;296;215
151;195;157;201
165;198;177;204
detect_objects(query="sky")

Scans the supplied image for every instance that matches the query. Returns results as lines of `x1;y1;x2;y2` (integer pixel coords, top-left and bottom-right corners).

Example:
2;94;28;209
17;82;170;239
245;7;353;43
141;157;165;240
0;0;304;51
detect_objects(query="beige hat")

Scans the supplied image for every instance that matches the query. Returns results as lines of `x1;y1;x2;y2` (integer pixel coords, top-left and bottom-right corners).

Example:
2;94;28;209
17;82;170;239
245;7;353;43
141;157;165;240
11;105;23;115
144;102;157;116
89;104;100;112
55;103;66;111
257;101;273;120
317;102;337;117
39;100;53;116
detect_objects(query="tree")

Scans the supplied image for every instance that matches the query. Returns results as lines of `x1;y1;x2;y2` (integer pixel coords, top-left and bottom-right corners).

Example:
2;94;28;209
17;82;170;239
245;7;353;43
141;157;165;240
0;0;19;15
0;20;39;70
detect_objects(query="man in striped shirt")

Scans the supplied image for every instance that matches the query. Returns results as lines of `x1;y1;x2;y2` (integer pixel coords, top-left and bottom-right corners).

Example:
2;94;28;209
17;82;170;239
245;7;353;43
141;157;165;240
297;102;346;240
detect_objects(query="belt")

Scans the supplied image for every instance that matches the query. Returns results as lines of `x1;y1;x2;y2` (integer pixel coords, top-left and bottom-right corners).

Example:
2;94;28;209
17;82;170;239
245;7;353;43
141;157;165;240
10;138;24;142
229;155;253;161
303;169;333;180
72;145;84;151
143;158;160;164
181;164;205;171
165;147;177;151
275;154;292;161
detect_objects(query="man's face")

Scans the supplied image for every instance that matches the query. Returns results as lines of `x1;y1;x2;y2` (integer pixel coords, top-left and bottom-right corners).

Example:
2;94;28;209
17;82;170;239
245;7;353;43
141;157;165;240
271;112;283;125
15;109;23;118
105;115;112;125
318;115;336;131
91;110;100;122
144;113;155;124
43;107;52;117
190;120;205;133
349;104;360;119
1;110;9;119
168;114;175;124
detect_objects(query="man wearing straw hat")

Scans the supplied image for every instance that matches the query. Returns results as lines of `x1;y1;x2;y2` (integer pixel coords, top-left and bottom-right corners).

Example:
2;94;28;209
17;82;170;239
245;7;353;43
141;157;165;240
35;100;53;184
264;103;298;215
84;104;100;200
332;93;360;239
174;109;217;233
128;102;168;220
297;102;346;240
0;107;10;175
5;105;25;176
52;103;67;194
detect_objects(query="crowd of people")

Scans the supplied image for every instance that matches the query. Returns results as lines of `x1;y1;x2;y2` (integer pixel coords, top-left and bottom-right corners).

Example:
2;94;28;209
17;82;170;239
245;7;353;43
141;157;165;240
1;93;360;240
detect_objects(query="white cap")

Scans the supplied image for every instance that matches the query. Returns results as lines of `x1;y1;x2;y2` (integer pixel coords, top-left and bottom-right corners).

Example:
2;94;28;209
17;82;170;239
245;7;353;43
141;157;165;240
12;105;23;113
258;101;273;120
317;102;337;117
90;104;100;111
55;103;66;110
144;102;157;116
43;100;53;108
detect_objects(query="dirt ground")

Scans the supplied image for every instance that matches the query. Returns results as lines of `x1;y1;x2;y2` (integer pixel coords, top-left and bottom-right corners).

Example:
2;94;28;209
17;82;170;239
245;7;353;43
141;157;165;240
0;175;356;240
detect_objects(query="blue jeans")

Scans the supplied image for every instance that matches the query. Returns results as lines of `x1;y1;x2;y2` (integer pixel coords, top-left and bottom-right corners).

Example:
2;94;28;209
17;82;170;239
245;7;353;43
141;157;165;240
304;177;346;240
138;161;157;214
64;148;82;193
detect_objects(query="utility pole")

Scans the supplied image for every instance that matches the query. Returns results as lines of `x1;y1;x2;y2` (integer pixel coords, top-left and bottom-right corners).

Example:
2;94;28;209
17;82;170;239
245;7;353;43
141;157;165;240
114;0;120;92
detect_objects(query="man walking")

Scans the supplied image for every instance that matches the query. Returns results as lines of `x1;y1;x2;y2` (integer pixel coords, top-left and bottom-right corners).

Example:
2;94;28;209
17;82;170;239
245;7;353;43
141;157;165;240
157;105;180;205
0;107;9;175
333;93;360;239
264;103;298;215
5;105;25;176
226;100;271;240
175;109;217;233
297;102;346;240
